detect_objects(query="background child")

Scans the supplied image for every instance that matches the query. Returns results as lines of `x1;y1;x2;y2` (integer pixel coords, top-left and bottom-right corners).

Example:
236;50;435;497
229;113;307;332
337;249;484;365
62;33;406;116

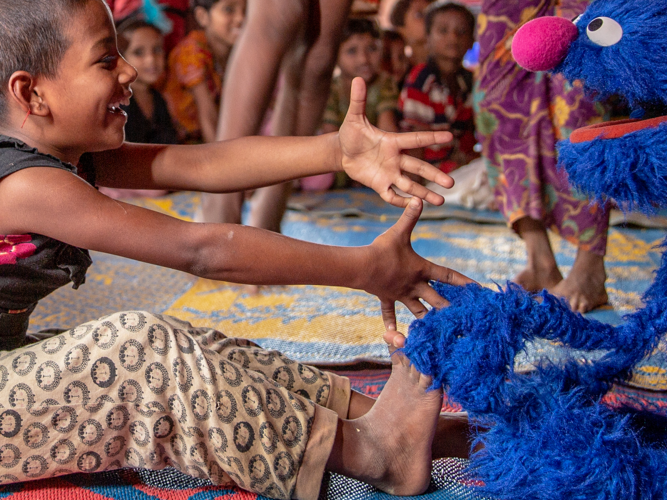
116;18;177;145
0;0;472;495
311;18;400;190
99;18;176;199
381;29;409;90
388;0;434;67
321;18;400;135
162;0;244;143
399;1;477;174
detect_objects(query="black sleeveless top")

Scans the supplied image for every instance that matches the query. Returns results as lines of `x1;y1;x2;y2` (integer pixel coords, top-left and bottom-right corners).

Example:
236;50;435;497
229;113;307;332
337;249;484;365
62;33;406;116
0;135;95;350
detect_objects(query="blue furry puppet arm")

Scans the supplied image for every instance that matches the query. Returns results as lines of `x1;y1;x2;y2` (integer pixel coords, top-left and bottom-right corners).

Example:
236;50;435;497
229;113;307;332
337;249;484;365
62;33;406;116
402;282;667;500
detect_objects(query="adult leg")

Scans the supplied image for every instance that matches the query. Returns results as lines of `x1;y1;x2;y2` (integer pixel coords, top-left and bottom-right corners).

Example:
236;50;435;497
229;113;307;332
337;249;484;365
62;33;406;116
199;0;308;226
552;246;608;314
293;0;354;138
513;216;563;292
246;0;354;232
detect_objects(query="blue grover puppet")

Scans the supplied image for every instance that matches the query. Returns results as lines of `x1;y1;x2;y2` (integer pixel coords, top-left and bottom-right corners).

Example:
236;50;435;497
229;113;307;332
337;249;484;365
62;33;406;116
402;1;667;498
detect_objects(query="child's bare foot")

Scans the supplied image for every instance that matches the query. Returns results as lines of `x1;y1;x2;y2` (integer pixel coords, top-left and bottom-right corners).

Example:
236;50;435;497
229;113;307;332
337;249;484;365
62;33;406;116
551;248;608;313
327;347;443;495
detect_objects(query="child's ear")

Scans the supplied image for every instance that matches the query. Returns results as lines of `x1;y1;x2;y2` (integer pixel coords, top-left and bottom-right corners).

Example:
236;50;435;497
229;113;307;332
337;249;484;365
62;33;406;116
7;71;49;118
193;6;210;29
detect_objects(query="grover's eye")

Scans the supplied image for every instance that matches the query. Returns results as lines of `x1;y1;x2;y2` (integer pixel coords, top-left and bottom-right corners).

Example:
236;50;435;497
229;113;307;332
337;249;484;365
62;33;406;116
586;17;623;46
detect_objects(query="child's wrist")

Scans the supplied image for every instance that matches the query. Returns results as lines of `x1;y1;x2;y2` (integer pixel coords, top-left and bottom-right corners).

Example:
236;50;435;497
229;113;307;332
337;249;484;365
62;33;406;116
328;132;345;173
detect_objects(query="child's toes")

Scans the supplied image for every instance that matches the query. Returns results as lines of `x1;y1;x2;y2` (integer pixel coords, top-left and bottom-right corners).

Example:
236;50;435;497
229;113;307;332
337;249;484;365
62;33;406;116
383;329;407;349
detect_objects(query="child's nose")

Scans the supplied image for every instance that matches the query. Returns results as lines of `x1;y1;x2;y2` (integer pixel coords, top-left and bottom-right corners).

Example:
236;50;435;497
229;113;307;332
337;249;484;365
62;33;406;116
511;16;579;72
119;56;138;84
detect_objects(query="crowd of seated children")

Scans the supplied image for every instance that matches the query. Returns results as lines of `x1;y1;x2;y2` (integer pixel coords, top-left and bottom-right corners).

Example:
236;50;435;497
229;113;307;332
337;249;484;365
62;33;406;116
398;1;477;174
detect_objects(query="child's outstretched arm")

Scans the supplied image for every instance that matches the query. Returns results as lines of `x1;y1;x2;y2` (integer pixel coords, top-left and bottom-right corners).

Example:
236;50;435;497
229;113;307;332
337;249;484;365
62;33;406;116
0;166;472;328
93;78;454;207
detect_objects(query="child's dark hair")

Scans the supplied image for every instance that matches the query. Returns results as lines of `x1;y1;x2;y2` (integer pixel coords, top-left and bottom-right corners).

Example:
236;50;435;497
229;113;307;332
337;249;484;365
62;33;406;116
389;0;434;28
424;1;476;37
116;18;163;54
0;0;91;118
381;30;405;72
342;17;380;44
192;0;218;11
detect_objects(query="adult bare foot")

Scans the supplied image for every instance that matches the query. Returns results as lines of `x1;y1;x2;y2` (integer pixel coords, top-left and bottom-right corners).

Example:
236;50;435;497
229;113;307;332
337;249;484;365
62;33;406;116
513;217;563;292
326;347;443;495
551;248;608;313
514;264;563;292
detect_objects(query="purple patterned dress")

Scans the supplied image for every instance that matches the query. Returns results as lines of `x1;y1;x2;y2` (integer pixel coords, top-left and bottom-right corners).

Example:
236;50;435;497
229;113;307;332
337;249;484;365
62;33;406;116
474;0;610;255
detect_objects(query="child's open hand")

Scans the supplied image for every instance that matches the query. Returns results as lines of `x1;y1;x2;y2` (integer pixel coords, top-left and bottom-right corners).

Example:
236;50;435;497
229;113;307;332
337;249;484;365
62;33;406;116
363;197;475;330
337;77;455;208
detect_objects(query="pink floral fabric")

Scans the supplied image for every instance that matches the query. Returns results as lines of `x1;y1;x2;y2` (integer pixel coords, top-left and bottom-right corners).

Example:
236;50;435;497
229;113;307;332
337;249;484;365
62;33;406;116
0;235;36;265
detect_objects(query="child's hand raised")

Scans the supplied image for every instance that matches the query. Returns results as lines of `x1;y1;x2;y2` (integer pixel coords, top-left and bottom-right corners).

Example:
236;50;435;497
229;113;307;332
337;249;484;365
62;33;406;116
337;77;455;208
362;197;475;331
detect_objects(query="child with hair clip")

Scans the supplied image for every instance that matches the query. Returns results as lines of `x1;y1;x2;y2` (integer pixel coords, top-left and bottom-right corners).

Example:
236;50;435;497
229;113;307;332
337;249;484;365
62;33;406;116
0;0;473;497
162;0;244;143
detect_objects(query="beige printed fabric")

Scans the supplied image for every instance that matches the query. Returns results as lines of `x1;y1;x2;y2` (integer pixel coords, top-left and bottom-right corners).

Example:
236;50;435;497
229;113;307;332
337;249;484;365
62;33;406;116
0;312;336;499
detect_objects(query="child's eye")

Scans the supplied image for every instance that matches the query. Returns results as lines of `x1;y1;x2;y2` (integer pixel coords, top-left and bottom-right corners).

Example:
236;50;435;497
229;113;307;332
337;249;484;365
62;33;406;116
100;55;119;69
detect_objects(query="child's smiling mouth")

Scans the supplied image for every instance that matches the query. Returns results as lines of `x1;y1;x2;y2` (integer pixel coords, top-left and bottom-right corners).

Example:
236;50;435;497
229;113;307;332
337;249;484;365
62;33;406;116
107;96;131;116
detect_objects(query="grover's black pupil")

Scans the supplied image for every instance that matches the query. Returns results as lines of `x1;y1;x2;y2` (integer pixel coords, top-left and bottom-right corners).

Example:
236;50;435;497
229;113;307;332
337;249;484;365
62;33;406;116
588;18;604;31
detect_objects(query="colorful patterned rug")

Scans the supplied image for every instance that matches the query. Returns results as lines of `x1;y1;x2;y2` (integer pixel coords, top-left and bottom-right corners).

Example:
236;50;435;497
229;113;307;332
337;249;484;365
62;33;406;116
28;189;666;365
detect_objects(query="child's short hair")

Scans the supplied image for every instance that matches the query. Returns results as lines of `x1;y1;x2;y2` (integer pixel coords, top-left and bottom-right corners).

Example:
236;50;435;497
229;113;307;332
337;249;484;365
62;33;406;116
116;18;163;54
342;17;380;44
0;0;91;117
192;0;218;11
424;1;476;36
389;0;434;28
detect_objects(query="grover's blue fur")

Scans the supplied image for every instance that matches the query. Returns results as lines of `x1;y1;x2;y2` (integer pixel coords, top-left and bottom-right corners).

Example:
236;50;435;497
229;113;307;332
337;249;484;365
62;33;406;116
403;0;667;497
554;0;667;111
558;123;667;214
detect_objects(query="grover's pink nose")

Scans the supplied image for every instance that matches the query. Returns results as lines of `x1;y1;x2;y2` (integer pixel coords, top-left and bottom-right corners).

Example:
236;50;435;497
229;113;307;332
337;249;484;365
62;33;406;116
511;16;578;72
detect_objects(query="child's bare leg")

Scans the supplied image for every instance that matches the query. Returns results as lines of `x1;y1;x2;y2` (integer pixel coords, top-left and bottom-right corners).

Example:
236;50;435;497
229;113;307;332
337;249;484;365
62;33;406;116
247;183;292;233
513;216;563;292
198;191;244;224
325;348;443;495
293;0;354;137
552;247;608;313
200;0;308;225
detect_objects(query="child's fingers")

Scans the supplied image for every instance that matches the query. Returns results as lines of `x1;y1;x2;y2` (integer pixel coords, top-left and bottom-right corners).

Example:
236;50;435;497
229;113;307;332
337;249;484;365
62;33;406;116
346;77;368;120
404;298;429;318
396;130;453;151
380;299;398;331
399;155;455;190
379;187;411;208
390;197;423;237
429;264;477;287
393;175;445;207
418;284;450;311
